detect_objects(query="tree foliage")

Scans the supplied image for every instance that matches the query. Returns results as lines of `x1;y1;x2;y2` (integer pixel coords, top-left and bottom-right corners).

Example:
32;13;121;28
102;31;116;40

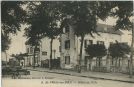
1;1;26;52
108;42;131;58
96;1;133;30
14;53;25;61
1;33;11;52
25;2;62;69
60;1;111;72
85;44;107;58
1;1;26;34
25;2;61;41
60;2;99;36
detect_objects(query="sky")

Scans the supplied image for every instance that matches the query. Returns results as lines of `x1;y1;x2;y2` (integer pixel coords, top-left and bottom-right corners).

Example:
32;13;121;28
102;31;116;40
6;17;118;56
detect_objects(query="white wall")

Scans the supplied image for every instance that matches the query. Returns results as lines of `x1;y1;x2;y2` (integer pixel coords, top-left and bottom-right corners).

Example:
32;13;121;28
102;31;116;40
60;26;78;68
25;37;60;66
40;37;60;61
60;25;122;69
120;30;132;46
75;32;121;66
1;52;11;62
1;52;7;61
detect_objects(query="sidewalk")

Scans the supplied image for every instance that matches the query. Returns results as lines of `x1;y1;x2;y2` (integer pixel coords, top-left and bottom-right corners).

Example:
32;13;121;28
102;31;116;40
25;67;134;83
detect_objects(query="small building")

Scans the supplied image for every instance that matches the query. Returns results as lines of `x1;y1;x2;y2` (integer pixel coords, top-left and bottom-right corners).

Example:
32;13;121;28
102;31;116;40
25;37;60;67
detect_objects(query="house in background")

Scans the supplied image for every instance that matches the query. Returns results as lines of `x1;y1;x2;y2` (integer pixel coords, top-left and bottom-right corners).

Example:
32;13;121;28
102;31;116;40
25;37;60;67
39;38;60;67
25;43;35;66
60;23;123;71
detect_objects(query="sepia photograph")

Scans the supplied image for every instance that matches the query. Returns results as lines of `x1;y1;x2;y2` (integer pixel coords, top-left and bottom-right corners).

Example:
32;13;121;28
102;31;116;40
1;1;134;87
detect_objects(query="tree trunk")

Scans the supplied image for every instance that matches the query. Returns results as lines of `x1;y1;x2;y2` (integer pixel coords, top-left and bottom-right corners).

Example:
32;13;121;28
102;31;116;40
115;57;118;67
27;55;29;67
99;57;101;67
89;58;93;71
98;57;102;72
78;35;84;73
49;38;53;70
119;58;121;67
114;57;118;72
129;27;134;78
106;55;109;71
33;46;36;69
24;59;25;67
112;57;114;65
5;51;8;66
96;58;97;66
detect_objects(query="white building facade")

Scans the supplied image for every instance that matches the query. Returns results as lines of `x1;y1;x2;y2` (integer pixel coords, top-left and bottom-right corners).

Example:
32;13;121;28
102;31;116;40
25;37;60;67
60;23;123;71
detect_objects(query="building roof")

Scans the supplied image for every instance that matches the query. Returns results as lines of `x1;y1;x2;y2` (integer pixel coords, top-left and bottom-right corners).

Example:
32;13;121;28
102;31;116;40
63;18;123;35
96;23;123;35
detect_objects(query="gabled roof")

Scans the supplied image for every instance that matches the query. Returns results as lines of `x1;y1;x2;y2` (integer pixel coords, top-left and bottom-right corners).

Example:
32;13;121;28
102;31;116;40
96;23;123;35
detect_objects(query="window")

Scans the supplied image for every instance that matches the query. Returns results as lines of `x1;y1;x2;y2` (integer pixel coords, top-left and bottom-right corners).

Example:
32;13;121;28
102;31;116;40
97;41;104;45
110;42;113;46
42;51;47;56
65;40;70;49
63;25;70;33
84;40;93;48
79;39;82;42
89;40;93;45
65;56;70;64
65;25;69;33
59;46;61;52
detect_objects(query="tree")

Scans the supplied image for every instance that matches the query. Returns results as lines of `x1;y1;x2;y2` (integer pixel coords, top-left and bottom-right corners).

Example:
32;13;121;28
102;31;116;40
25;36;40;68
1;33;11;65
24;12;42;68
25;2;62;69
24;2;48;68
13;53;26;67
1;1;26;52
108;42;131;68
1;1;26;66
85;44;107;70
1;33;11;52
39;2;62;70
60;1;108;73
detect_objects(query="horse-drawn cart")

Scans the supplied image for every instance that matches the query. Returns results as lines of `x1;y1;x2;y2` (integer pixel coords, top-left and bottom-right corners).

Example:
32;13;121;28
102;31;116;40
2;66;30;79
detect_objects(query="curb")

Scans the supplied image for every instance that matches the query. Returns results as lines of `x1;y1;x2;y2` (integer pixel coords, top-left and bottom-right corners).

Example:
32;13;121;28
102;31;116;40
27;68;134;83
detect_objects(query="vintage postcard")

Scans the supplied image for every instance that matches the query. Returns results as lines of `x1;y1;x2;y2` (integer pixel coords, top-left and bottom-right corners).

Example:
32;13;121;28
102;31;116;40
1;1;134;87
